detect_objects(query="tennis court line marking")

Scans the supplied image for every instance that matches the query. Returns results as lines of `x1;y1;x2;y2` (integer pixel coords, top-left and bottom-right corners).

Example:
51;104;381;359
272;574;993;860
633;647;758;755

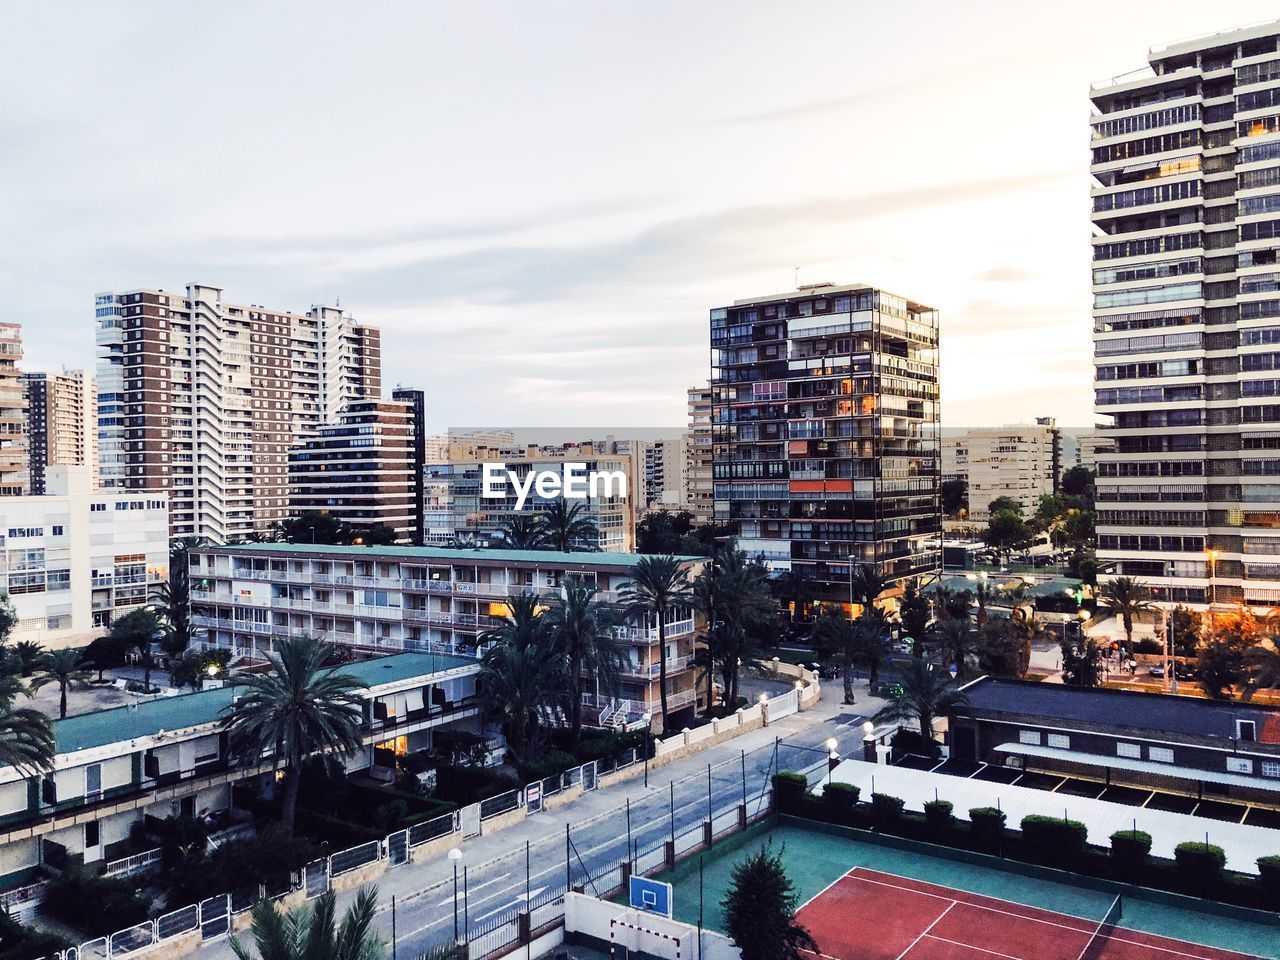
919;933;1023;960
843;872;1254;960
895;901;956;960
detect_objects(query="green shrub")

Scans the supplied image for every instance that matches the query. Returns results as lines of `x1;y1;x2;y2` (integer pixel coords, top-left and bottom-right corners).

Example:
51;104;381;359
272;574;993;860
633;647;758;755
1110;830;1152;870
517;749;577;784
1020;815;1088;863
870;793;905;825
923;799;954;831
1174;841;1227;888
968;807;1007;849
771;772;809;813
167;823;324;906
891;729;938;758
0;912;70;960
433;764;520;806
40;867;149;937
824;782;859;821
1258;854;1280;887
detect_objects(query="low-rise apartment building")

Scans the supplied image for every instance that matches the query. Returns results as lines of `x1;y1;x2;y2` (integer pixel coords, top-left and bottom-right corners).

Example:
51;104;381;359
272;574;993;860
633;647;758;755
0;465;167;648
949;678;1280;806
0;651;479;889
189;543;705;730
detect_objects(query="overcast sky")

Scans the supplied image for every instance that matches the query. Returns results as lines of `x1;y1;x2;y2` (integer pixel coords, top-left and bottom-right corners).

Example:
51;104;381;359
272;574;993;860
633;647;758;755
3;2;1278;432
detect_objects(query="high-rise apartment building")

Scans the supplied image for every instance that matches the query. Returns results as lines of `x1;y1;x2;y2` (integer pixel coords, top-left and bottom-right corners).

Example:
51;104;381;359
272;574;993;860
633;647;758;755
95;284;380;541
685;385;714;523
644;434;687;510
710;283;941;611
288;392;425;543
22;369;97;495
943;420;1061;521
0;325;27;497
1091;22;1280;607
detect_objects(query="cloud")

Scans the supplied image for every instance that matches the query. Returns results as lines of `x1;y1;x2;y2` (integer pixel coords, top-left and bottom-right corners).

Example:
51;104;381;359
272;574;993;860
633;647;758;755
976;266;1034;283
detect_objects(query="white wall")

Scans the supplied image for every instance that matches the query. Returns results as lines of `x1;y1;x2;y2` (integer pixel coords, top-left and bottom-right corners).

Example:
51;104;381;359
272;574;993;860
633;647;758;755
563;892;740;960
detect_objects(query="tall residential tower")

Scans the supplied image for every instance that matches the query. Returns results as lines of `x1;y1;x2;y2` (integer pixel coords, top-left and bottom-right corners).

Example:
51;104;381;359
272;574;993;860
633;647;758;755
709;283;941;613
95;284;380;541
22;369;97;495
1091;22;1280;608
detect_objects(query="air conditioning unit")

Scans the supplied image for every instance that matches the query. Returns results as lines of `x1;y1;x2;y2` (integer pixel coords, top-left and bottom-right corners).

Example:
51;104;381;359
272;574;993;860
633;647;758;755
1004;756;1024;770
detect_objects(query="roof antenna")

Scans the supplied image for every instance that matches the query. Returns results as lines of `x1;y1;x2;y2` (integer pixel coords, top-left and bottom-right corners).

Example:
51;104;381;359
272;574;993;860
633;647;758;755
794;266;800;289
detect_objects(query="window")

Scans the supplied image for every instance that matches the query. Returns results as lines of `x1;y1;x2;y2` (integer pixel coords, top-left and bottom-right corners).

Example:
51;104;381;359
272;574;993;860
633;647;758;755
84;819;100;849
1263;761;1280;779
1046;733;1070;749
1116;742;1141;759
1018;730;1042;745
1226;757;1254;775
1148;746;1174;763
50;525;64;537
1237;719;1257;742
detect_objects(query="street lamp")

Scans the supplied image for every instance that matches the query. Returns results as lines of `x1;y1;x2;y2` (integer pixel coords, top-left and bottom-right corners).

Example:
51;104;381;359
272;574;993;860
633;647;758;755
1206;548;1219;633
641;713;653;788
448;847;462;943
825;737;839;780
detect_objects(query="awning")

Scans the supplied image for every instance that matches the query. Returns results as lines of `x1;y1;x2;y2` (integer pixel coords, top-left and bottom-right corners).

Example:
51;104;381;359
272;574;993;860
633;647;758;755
994;742;1280;793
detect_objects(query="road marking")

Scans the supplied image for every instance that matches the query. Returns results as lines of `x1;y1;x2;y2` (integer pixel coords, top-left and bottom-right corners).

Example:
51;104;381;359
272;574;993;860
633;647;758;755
436;872;510;906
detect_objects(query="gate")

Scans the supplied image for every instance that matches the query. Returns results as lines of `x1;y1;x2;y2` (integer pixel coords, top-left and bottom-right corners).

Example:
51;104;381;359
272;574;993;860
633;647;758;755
460;802;481;838
199;894;230;940
304;858;330;898
582;760;597;792
387;829;409;867
769;687;799;721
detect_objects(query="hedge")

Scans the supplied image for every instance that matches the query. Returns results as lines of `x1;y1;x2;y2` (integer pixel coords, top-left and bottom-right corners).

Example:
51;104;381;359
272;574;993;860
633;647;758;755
1110;829;1152;870
968;806;1007;849
1020;815;1088;864
0;913;69;960
772;772;809;814
923;799;954;831
40;868;150;938
870;793;905;824
1258;854;1280;887
1174;842;1226;888
824;782;859;820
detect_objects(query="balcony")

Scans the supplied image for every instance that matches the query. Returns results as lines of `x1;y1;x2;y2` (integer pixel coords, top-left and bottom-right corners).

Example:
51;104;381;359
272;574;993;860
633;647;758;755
621;654;694;679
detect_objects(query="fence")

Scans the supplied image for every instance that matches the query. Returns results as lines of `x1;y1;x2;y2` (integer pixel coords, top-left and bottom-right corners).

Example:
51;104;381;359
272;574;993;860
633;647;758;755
101;847;163;878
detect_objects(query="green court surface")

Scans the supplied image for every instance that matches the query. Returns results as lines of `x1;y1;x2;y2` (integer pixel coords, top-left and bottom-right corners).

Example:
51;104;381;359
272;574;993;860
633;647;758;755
652;821;1280;959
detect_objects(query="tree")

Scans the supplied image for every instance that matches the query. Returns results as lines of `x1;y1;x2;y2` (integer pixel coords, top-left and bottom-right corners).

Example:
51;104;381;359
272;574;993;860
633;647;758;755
230;887;383;960
32;648;92;719
276;511;350;545
152;536;207;656
771;569;809;624
986;509;1030;566
222;636;366;833
346;523;398;547
108;607;163;692
814;607;890;703
988;496;1023;517
899;580;932;657
1061;466;1096;500
1243;640;1280;701
934;618;976;680
1100;577;1154;656
0;678;55;778
872;657;968;742
976;618;1026;679
546;577;624;751
494;514;546;550
477;594;560;762
931;585;972;623
1060;635;1104;688
695;548;777;712
974;580;994;628
538;501;598;552
941;478;967;518
10;640;44;677
722;846;816;960
620;556;694;729
850;565;887;610
1198;639;1244;701
0;593;16;647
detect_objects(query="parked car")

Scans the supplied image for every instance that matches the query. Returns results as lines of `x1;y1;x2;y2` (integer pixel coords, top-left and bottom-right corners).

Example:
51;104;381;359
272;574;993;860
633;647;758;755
1147;664;1166;679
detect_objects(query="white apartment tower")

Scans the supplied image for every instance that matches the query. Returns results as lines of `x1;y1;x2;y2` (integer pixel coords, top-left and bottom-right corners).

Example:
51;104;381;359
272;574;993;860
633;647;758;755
96;284;380;542
943;420;1061;521
1092;22;1280;607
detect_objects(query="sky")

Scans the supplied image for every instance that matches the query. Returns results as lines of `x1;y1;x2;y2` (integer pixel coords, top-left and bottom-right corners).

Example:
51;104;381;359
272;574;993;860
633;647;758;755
3;2;1279;433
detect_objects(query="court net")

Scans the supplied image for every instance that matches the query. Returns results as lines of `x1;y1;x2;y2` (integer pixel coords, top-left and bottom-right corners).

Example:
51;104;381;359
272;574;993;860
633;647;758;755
1078;894;1124;960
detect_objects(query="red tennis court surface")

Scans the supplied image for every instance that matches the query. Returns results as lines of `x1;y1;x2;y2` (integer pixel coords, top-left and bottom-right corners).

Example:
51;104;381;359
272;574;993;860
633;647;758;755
795;868;1266;960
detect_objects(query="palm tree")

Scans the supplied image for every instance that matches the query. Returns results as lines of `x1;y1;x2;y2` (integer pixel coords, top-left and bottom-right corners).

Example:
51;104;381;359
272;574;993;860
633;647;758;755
872;657;969;743
107;607;163;693
10;640;44;677
546;577;625;751
1101;577;1154;656
772;569;809;623
539;501;598;552
231;887;382;960
222;636;366;834
0;672;55;778
1243;640;1280;701
695;548;777;713
814;608;889;704
151;536;207;655
477;594;560;762
620;555;694;729
32;648;92;719
850;565;887;610
974;580;994;628
494;514;547;550
934;618;976;680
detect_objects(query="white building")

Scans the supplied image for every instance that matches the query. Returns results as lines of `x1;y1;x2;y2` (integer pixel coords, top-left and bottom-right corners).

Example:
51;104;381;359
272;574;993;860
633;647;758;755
943;421;1061;521
0;465;168;648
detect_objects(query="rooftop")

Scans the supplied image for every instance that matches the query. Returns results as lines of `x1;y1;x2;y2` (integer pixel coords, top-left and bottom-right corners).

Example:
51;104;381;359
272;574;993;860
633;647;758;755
51;651;475;755
956;677;1280;744
204;541;704;570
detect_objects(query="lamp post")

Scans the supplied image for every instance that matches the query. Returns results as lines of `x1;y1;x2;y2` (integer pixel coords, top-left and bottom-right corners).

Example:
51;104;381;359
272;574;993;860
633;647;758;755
642;712;652;788
861;720;876;762
825;737;839;782
1206;548;1218;634
448;847;462;943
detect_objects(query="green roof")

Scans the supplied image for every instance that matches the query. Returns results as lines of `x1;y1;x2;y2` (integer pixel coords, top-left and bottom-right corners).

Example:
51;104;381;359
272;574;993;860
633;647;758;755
51;651;476;756
209;542;704;569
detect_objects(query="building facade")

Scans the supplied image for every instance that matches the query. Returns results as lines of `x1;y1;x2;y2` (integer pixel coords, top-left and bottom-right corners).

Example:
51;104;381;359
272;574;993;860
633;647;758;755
0;466;167;648
288;392;425;543
0;325;26;497
685;385;714;523
943;420;1061;521
0;652;478;888
22;369;97;495
189;543;705;730
1092;23;1280;608
95;284;380;542
709;283;941;610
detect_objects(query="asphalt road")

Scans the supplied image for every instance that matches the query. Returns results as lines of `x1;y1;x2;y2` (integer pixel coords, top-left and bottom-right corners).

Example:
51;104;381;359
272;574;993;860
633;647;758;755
186;691;870;960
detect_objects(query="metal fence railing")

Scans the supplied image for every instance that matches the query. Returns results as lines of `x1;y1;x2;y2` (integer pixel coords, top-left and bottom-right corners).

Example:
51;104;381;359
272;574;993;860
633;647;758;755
480;788;521;820
330;841;380;878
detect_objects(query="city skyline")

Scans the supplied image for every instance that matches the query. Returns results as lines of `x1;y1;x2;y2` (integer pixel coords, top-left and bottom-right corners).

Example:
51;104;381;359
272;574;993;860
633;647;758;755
4;2;1280;432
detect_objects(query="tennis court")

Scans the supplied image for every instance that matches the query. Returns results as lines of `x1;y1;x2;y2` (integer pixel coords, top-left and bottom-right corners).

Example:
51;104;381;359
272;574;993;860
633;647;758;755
798;868;1266;960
